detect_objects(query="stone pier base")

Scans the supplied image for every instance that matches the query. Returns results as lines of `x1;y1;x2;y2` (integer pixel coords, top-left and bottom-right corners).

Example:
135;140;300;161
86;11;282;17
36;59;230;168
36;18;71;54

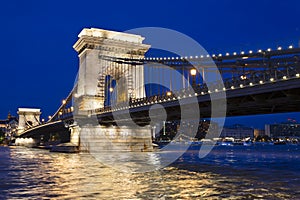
78;124;153;152
15;138;38;147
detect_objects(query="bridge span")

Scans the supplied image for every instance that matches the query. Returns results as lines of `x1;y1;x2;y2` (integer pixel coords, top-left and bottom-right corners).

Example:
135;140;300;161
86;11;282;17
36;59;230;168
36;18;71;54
16;28;300;152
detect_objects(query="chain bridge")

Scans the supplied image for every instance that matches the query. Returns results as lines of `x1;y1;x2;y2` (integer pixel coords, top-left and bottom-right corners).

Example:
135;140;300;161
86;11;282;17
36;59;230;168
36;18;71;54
16;28;300;152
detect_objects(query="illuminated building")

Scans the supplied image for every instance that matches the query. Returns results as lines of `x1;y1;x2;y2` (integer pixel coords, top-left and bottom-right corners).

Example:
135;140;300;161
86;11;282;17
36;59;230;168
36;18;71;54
221;124;254;139
265;120;300;138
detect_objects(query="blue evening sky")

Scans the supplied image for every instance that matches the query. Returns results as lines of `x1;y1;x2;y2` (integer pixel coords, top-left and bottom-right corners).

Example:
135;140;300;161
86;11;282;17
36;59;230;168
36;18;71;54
0;0;299;128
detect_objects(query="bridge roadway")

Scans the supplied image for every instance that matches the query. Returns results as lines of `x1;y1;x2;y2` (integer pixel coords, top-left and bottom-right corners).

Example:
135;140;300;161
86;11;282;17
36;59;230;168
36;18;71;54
94;76;300;125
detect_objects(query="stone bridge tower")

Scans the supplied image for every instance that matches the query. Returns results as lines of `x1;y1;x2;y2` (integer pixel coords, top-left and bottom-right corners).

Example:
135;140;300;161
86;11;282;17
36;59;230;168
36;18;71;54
17;108;41;136
71;28;153;152
73;28;150;111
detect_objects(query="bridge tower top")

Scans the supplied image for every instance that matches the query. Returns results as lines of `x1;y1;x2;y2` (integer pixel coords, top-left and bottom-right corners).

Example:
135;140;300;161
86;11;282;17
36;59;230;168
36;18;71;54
73;28;150;58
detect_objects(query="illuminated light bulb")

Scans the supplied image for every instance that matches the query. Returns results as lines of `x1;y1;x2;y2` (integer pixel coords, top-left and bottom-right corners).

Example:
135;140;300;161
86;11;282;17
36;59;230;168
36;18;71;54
215;89;218;92
240;75;247;80
206;55;210;57
282;76;287;80
270;78;274;82
249;82;253;86
259;80;264;84
258;49;262;53
240;84;244;88
277;47;282;50
241;51;245;55
296;73;300;77
249;50;253;54
226;53;230;56
267;48;271;51
233;52;237;55
218;54;222;57
289;45;293;49
201;92;205;95
231;86;235;89
190;68;197;76
223;87;226;91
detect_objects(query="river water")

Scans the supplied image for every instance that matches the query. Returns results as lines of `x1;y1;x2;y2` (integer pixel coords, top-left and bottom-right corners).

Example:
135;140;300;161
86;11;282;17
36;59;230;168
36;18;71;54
0;144;299;199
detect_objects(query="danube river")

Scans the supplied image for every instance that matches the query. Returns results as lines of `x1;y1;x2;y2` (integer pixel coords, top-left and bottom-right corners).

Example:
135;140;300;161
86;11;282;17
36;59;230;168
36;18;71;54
0;144;299;199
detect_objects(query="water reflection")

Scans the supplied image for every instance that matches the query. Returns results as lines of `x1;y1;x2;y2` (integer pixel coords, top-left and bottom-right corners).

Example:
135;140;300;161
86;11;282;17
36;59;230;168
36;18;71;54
0;146;299;199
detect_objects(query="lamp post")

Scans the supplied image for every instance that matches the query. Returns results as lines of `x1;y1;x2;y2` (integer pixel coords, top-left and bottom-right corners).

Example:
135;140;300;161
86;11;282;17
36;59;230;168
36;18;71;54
190;68;197;88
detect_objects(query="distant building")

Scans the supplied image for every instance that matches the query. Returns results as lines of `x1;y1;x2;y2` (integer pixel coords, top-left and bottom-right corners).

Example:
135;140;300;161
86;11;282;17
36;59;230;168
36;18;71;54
0;112;19;138
265;120;300;138
0;120;6;133
254;129;265;137
221;124;254;139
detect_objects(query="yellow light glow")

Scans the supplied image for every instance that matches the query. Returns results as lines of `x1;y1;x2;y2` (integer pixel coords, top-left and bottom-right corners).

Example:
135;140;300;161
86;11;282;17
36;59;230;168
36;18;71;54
109;87;114;92
166;91;172;96
240;75;247;80
190;69;197;76
62;100;66;105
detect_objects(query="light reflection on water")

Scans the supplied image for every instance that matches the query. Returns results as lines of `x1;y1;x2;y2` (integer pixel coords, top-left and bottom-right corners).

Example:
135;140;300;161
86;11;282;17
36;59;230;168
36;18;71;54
0;145;299;199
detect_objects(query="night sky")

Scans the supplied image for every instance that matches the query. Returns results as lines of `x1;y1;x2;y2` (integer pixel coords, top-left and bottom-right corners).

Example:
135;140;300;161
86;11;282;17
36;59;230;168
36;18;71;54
1;0;299;128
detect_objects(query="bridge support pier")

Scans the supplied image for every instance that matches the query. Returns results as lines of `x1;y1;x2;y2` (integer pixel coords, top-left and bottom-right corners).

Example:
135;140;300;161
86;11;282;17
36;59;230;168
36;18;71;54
79;124;153;152
70;124;81;146
15;138;38;147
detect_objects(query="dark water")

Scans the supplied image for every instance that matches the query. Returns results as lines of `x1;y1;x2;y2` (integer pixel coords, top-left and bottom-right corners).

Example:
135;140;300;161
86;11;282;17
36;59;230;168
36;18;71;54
0;144;299;199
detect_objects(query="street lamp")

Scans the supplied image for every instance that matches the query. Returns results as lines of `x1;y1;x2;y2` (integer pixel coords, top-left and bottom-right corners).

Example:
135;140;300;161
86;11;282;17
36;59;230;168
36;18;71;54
190;68;197;88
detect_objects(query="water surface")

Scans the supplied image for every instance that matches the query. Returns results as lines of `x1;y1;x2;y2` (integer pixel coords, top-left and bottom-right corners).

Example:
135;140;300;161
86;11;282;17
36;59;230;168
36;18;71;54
0;145;299;199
